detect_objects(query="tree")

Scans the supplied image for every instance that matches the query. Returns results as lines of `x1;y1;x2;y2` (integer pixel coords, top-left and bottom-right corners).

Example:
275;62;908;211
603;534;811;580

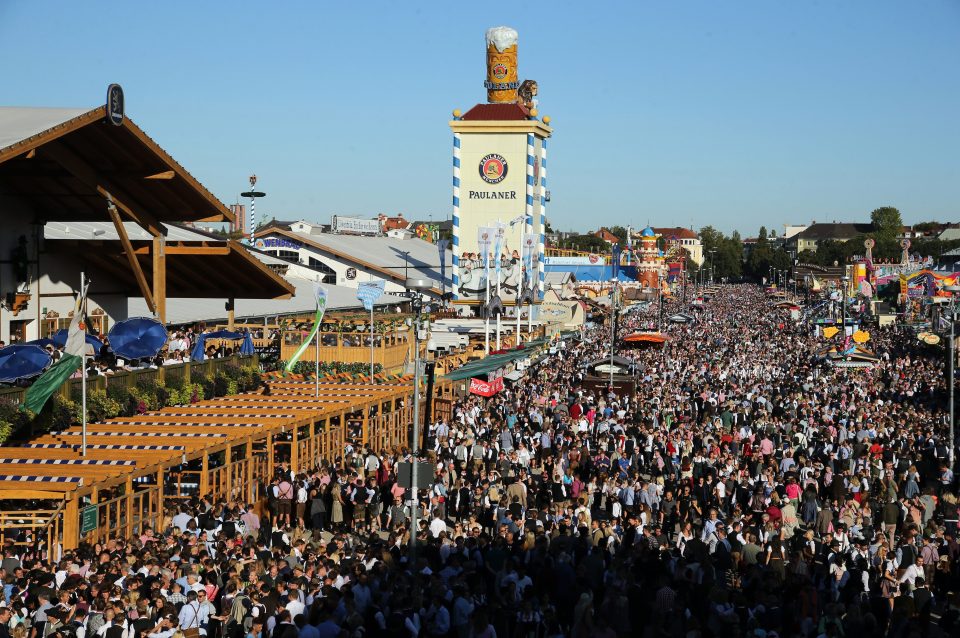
870;206;903;242
747;226;775;281
608;226;629;245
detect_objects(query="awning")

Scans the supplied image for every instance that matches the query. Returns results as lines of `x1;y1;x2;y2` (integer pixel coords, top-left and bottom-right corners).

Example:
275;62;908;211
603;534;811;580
622;332;670;344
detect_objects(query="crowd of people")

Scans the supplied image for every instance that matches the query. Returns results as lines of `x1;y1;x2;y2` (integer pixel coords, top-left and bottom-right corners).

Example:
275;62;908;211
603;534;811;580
2;284;959;638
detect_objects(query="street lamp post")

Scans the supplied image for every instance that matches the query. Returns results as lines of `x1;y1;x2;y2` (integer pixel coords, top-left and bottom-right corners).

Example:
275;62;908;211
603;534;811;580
609;278;617;390
840;275;850;339
405;277;434;562
945;285;960;471
709;250;716;284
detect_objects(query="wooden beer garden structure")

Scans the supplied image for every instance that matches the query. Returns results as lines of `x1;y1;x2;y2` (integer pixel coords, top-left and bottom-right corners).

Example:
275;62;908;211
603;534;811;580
0;372;456;560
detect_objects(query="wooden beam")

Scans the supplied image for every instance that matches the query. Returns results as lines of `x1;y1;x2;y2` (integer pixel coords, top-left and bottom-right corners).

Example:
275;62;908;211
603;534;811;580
227;298;235;330
132;244;230;256
41;141;167;237
153;235;166;324
144;170;175;180
108;201;156;313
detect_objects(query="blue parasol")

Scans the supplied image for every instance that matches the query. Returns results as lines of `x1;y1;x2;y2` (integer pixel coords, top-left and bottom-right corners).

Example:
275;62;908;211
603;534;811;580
0;345;53;384
52;329;103;352
191;333;208;362
108;317;169;360
192;330;244;362
240;333;255;356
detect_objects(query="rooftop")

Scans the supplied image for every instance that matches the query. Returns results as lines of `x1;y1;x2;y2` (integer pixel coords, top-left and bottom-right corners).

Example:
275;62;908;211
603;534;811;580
795;222;874;241
460;103;532;121
256;226;452;291
0;106;232;225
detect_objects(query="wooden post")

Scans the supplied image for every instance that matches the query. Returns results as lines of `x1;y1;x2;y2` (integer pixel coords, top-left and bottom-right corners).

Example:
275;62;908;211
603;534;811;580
227;298;235;331
290;424;299;474
156;469;164;533
267;433;275;478
125;476;134;539
200;451;209;497
362;403;370;447
152;235;166;324
224;445;232;501
63;496;79;551
246;438;254;504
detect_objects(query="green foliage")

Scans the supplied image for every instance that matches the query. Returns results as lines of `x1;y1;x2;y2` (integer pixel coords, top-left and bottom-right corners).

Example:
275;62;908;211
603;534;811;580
607;226;629;245
262;360;384;377
0;398;34;444
558;233;609;253
51;395;81;431
870;206;903;240
699;225;744;281
0;421;11;445
86;390;121;423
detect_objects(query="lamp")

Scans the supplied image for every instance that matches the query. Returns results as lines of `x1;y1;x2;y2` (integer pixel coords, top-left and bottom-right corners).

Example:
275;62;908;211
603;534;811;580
404;276;434;562
945;284;960;472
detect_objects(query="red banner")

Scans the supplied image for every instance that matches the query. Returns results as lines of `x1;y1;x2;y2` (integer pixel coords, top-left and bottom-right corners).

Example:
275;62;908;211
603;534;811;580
469;376;504;397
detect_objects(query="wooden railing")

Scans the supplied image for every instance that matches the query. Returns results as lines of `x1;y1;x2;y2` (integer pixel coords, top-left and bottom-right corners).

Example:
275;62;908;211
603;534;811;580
0;503;65;564
280;330;411;373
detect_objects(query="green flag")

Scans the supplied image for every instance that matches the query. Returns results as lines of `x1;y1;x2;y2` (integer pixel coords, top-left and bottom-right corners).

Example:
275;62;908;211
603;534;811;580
284;286;328;374
23;280;89;414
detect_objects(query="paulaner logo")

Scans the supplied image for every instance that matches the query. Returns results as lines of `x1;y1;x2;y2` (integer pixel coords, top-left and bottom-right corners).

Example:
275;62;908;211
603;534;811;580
479;154;508;184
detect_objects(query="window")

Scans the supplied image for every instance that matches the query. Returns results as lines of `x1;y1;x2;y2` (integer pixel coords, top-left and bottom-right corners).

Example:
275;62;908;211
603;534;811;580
308;257;337;285
274;249;300;262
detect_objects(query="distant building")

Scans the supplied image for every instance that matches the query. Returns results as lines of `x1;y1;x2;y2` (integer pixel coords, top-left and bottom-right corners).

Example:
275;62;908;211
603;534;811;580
253;221;451;298
593;228;620;245
653;227;703;265
782;224;808;240
788;222;873;255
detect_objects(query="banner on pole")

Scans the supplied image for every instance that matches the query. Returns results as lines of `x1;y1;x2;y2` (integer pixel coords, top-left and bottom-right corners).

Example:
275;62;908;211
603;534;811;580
356;280;386;311
284;286;328;374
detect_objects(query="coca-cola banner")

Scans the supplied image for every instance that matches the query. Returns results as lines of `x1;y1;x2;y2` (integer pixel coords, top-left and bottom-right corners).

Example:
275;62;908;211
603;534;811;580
469;376;504;397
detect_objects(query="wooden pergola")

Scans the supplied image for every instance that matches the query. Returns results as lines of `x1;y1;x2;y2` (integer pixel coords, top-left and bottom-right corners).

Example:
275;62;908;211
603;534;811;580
0;376;417;558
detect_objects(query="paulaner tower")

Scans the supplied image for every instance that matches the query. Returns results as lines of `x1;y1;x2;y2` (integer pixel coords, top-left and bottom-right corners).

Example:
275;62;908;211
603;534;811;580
450;26;552;314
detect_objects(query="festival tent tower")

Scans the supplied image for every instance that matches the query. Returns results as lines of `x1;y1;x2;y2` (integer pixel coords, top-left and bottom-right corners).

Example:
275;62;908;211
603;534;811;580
449;27;552;316
635;226;666;290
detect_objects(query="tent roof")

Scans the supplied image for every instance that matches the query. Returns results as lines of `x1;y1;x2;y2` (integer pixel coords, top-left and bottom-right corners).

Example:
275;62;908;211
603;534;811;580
622;332;670;344
0;106;232;225
255;227;451;293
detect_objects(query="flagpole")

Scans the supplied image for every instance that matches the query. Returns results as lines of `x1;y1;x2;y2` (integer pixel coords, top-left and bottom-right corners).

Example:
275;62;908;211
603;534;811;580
81;272;87;458
484;250;491;356
370;305;375;384
516;237;523;346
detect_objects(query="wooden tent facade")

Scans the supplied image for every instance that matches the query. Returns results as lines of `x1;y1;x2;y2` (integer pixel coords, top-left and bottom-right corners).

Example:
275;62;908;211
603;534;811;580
0;376;423;559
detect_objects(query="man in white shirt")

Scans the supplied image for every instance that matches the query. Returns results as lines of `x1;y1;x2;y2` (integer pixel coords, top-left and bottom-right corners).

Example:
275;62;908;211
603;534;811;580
429;510;447;538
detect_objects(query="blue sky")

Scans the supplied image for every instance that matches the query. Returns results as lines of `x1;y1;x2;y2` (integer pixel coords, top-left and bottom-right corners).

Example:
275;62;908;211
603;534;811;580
1;0;957;236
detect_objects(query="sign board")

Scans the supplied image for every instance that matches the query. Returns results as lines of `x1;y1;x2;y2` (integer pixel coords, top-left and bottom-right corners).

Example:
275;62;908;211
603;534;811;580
80;505;98;534
454;132;544;303
106;84;124;126
469;376;504;397
396;461;434;489
331;215;381;235
254;237;302;250
345;267;357;280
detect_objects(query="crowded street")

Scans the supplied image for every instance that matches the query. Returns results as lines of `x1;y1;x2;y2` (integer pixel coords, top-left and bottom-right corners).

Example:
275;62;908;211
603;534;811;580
2;284;957;638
